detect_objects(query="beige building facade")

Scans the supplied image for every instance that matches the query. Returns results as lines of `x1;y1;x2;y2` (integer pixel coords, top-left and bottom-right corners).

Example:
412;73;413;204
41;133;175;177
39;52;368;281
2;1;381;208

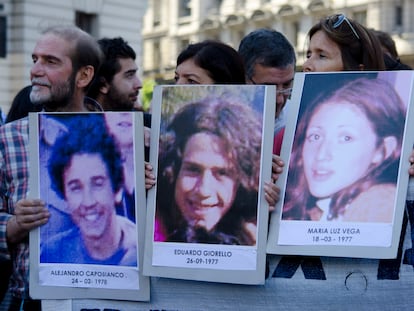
0;0;148;115
142;0;414;81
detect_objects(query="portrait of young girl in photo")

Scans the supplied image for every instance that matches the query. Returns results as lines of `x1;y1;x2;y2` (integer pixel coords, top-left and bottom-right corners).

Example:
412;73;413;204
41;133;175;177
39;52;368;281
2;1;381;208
282;76;406;222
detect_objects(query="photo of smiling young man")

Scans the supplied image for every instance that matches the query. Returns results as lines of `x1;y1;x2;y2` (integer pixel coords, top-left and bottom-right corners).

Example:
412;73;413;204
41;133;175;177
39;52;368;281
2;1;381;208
144;83;277;285
154;93;263;246
39;113;137;266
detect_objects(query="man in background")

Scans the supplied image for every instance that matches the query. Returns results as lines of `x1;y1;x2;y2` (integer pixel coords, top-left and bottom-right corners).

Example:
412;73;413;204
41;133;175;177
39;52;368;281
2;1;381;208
88;37;154;186
87;37;142;111
238;28;296;140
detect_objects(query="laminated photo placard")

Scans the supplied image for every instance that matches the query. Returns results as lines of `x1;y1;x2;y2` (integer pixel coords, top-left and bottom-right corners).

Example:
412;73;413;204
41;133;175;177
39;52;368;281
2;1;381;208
29;112;150;301
267;71;414;259
143;84;276;284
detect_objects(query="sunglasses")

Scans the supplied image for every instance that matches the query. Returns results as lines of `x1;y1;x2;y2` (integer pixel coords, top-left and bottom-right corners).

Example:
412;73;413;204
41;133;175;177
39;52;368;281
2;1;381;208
328;14;360;40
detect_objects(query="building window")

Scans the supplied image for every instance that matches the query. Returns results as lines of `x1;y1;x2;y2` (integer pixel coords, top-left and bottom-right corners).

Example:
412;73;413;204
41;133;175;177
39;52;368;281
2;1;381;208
153;0;161;27
177;38;190;61
353;11;367;26
211;0;222;12
75;11;98;36
0;16;6;58
292;21;299;47
153;41;161;72
179;0;191;18
236;0;246;10
179;38;190;52
395;4;403;28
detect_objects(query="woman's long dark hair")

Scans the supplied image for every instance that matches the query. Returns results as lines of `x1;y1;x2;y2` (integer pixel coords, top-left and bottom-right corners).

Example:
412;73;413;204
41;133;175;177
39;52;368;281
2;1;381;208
283;77;406;220
177;40;246;84
307;14;385;70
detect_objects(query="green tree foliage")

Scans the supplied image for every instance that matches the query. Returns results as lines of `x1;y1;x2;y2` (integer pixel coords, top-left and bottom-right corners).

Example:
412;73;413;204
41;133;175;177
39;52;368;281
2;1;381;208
141;78;157;111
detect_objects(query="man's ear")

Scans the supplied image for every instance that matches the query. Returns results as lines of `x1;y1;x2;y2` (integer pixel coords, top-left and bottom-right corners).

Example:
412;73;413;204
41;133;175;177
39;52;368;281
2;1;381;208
99;77;110;95
76;65;95;88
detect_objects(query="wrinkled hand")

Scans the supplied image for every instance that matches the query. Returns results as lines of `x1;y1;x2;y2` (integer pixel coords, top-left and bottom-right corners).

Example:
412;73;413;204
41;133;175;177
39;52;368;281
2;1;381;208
264;181;280;212
409;149;414;176
7;199;49;244
14;199;49;231
145;161;156;190
263;155;285;212
262;155;285;212
271;154;284;181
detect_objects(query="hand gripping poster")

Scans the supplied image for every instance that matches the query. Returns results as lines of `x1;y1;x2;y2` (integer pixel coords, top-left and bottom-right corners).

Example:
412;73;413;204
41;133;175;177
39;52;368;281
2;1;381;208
29;112;150;301
267;71;414;259
143;84;276;284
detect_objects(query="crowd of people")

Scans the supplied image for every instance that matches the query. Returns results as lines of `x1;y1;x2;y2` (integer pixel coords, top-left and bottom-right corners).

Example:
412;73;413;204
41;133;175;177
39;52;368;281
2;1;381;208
0;12;413;311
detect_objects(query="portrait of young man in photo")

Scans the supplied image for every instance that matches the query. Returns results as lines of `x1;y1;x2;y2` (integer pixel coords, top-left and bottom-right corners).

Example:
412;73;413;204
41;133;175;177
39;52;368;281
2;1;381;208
155;95;264;246
40;114;137;266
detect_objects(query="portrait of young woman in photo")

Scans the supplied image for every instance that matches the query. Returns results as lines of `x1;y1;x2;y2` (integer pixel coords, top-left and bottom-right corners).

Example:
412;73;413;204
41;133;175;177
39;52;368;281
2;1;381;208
282;77;406;222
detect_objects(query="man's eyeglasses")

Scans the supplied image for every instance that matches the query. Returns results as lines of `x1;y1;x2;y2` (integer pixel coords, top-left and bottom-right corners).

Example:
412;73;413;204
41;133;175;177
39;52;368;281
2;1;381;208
249;77;293;97
329;13;360;40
